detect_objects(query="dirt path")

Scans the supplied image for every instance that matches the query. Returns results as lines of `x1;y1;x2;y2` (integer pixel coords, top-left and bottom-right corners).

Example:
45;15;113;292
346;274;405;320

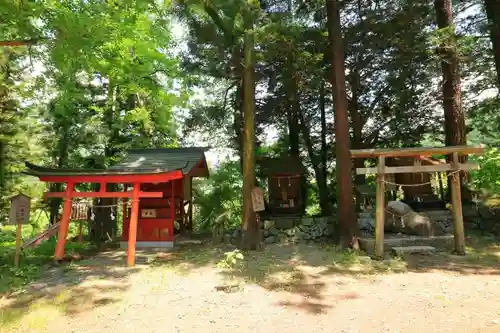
2;242;500;333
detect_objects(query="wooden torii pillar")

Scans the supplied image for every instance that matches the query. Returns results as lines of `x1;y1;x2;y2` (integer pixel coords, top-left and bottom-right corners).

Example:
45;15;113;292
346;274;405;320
351;145;485;259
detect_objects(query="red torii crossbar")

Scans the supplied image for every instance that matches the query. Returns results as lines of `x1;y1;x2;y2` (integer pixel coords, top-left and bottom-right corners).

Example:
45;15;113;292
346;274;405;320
39;170;183;267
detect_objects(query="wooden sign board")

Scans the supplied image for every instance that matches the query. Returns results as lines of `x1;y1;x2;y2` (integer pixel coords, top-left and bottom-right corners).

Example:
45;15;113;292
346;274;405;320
251;187;265;212
141;209;157;218
8;194;31;225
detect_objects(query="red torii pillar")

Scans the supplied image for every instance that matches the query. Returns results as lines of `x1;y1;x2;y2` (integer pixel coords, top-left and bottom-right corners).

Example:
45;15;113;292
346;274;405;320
54;182;74;261
127;183;140;267
51;185;142;267
53;183;144;267
41;170;184;267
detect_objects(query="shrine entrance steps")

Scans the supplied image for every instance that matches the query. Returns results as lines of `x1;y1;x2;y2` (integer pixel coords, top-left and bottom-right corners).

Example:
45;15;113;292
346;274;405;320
359;234;454;255
391;246;436;256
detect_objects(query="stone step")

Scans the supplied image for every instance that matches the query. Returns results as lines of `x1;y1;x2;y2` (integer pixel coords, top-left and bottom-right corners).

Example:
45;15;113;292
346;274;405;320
358;235;454;254
391;246;436;256
425;210;453;217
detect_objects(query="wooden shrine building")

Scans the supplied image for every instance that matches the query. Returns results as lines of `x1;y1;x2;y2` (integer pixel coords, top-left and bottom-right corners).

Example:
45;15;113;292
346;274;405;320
385;155;446;209
24;147;209;266
257;156;307;216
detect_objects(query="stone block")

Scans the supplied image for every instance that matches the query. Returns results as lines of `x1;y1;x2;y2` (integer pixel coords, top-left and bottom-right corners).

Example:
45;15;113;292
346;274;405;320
325;224;335;237
314;216;328;225
285;228;297;237
264;236;276;244
359;217;375;233
301;217;314;226
392;246;436;256
275;218;295;229
263;220;276;230
359;235;454;254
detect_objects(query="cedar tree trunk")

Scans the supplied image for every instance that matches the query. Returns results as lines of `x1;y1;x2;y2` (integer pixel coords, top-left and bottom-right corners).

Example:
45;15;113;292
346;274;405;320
240;10;259;250
485;0;500;89
326;0;359;249
434;0;467;200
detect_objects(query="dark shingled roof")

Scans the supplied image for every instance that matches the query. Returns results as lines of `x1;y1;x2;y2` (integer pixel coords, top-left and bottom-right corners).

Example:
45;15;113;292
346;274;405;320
24;163;113;176
257;156;307;175
108;147;209;175
24;147;210;177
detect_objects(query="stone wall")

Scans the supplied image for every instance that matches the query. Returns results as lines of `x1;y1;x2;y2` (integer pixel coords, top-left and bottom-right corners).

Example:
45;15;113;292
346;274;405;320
225;215;337;245
223;203;500;246
261;216;336;244
462;204;500;235
358;203;500;236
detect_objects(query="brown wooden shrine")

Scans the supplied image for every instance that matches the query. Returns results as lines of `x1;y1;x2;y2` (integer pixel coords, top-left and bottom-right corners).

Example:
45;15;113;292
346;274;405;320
257;156;307;216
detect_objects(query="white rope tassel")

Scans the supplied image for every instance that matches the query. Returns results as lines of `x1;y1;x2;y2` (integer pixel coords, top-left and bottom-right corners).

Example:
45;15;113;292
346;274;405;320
383;169;461;187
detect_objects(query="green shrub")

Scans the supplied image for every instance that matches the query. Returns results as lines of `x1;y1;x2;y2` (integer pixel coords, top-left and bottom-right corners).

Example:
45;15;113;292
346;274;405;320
193;161;243;232
470;148;500;197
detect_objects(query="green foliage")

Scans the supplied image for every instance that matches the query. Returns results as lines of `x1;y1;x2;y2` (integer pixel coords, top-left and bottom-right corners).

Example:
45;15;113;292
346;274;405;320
469;97;500;146
470;148;500;196
0;231;96;294
469;95;500;197
0;1;189;236
39;0;186;158
193;161;242;232
216;249;244;269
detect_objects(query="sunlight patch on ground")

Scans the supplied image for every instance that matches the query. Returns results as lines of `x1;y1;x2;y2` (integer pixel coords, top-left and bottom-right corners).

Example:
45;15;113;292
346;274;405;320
261;270;306;289
139;269;171;292
0;274;128;330
1;300;61;332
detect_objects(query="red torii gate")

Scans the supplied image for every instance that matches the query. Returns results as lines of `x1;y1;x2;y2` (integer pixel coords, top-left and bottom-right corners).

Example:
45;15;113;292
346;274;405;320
25;163;184;267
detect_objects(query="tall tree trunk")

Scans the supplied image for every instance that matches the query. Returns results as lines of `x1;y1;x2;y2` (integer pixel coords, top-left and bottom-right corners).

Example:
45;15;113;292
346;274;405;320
319;80;328;182
240;9;258;250
318;80;331;215
326;0;358;249
297;109;333;216
434;0;467;200
288;79;300;158
348;70;366;211
89;83;119;242
485;0;500;89
288;71;308;214
233;83;244;169
49;126;70;225
287;106;300;156
434;0;466;147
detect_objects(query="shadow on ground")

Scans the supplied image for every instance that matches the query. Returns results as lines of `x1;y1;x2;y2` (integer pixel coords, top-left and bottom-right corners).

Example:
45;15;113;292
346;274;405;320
0;251;142;327
151;241;399;314
151;235;500;314
403;236;500;275
4;235;498;323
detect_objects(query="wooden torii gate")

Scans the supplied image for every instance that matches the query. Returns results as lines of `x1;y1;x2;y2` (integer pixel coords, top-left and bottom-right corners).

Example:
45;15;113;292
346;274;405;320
350;145;485;258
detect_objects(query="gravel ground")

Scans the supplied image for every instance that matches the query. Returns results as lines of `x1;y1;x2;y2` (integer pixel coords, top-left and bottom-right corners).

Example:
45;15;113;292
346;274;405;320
2;242;500;333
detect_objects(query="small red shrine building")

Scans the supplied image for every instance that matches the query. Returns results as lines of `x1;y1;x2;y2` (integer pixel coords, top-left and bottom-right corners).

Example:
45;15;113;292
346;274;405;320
24;147;209;267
